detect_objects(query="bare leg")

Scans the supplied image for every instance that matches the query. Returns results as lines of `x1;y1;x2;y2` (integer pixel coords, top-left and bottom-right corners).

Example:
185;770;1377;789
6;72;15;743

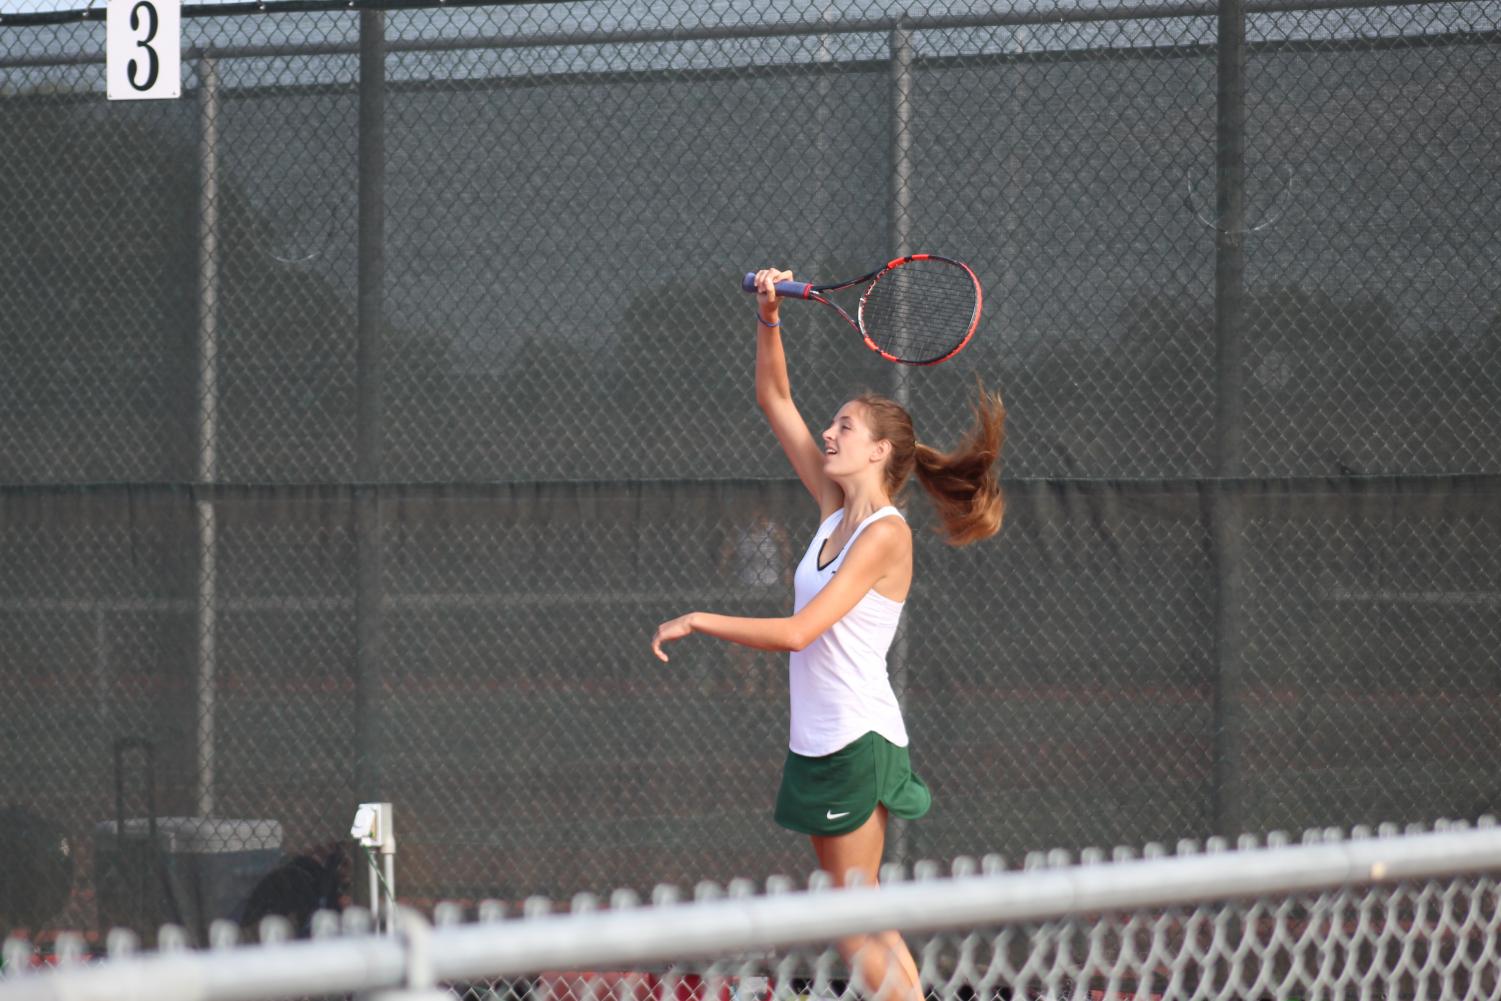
811;806;922;1001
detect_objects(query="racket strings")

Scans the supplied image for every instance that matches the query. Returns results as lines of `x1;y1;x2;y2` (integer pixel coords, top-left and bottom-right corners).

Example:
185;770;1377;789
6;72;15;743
861;260;979;364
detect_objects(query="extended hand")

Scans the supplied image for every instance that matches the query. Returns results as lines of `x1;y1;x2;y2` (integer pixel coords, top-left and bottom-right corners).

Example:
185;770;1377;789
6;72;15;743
651;613;696;662
754;268;795;318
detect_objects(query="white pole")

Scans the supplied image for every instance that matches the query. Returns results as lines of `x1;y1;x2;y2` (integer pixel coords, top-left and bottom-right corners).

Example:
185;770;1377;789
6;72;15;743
382;853;397;936
379;803;397;935
369;864;381;933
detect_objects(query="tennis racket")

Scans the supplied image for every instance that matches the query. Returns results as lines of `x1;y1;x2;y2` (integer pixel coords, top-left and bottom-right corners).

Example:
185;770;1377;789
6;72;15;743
742;254;982;366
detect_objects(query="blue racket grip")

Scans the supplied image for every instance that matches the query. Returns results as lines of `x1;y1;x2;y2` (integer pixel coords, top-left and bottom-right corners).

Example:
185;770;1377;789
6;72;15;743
741;273;813;298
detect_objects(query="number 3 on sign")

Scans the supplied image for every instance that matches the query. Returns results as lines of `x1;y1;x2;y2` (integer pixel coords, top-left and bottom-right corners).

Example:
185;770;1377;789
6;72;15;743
107;0;181;100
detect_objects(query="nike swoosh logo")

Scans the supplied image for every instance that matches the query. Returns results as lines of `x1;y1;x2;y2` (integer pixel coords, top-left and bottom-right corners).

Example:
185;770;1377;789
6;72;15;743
826;810;850;820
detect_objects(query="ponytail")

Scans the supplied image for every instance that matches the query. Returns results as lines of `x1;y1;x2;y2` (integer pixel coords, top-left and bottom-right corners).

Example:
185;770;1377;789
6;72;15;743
853;381;1006;547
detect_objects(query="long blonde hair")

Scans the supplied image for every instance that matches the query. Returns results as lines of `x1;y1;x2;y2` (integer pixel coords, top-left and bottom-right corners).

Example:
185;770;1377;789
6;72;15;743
853;382;1006;546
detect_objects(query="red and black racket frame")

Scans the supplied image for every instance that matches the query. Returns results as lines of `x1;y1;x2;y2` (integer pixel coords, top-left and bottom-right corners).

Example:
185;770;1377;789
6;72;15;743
741;253;982;366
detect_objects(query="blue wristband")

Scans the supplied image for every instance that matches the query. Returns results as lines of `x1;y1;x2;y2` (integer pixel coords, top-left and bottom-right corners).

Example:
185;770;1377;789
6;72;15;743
757;314;780;328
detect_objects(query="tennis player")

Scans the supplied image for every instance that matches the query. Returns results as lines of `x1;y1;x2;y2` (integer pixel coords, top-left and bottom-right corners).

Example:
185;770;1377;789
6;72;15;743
652;267;1005;1001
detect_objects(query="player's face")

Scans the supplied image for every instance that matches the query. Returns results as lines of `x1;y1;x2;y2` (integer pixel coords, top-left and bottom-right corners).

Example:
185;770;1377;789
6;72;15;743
821;402;886;478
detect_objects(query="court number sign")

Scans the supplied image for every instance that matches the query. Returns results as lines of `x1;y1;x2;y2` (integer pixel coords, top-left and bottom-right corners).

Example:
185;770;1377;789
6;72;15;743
107;0;181;100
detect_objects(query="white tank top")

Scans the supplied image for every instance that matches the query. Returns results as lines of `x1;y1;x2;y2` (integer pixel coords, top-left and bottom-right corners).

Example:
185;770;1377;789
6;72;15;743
787;506;910;756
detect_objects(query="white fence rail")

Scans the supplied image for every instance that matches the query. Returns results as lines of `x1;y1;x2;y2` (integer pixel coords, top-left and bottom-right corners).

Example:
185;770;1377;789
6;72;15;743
5;821;1501;1001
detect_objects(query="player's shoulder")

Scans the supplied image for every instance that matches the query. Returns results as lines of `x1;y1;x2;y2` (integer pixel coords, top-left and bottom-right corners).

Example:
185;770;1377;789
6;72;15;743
858;513;912;548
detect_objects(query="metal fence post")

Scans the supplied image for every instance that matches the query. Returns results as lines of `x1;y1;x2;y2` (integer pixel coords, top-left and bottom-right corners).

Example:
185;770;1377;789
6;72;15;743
889;17;914;279
194;53;222;820
354;9;388;816
888;17;914;864
1211;0;1248;839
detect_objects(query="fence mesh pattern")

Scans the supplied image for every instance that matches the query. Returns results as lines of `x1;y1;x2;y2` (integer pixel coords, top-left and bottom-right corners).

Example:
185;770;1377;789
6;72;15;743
456;879;1501;1001
2;0;1500;949
9;829;1501;1001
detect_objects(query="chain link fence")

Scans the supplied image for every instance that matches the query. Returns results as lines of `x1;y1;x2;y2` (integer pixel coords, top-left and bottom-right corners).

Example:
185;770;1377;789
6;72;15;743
461;880;1501;1001
7;823;1501;1001
2;0;1499;950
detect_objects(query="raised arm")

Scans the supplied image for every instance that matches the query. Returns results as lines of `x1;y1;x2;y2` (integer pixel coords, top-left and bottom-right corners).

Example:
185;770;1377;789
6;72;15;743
753;268;840;515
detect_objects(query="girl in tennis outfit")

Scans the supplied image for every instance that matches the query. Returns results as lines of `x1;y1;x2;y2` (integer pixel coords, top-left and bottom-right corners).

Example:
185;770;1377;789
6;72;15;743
652;267;1005;1001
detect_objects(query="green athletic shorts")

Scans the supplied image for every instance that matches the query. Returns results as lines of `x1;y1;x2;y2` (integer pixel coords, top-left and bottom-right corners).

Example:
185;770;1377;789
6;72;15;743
774;731;932;837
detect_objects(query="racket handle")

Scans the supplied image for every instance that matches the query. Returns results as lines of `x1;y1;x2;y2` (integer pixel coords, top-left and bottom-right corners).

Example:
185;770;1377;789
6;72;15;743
741;273;813;298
